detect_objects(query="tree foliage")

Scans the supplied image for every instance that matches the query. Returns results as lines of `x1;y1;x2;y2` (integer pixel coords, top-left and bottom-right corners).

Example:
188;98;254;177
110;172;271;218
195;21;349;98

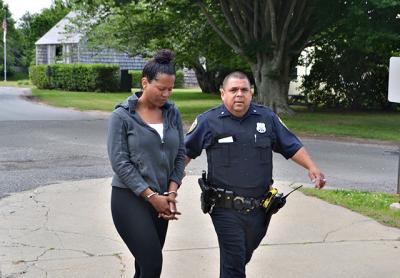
194;0;340;113
17;0;71;67
0;0;22;72
71;0;251;93
301;0;400;111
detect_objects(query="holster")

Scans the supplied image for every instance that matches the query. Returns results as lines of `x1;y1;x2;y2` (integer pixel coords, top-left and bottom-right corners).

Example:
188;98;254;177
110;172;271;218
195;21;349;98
198;176;216;214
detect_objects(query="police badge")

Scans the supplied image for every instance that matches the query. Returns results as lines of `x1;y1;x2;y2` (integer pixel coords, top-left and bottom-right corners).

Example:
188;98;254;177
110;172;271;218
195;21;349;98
256;122;266;133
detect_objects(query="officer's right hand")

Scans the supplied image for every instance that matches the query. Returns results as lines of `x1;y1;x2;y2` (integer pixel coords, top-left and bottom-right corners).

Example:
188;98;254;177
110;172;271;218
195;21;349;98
308;166;326;189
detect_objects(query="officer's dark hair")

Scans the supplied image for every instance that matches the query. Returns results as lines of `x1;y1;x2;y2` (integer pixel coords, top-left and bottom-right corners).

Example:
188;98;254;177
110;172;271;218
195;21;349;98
222;71;251;89
142;49;176;82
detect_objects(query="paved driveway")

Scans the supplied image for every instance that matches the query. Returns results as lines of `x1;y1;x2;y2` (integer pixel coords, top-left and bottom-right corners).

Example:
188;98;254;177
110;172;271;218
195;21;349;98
0;87;106;121
0;87;112;198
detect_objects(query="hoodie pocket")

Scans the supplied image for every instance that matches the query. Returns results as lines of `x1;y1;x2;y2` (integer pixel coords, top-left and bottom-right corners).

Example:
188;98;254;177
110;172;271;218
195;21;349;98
127;130;138;154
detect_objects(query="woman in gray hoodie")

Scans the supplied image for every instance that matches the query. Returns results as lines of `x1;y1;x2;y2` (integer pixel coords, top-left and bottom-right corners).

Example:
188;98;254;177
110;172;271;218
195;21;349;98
107;49;185;278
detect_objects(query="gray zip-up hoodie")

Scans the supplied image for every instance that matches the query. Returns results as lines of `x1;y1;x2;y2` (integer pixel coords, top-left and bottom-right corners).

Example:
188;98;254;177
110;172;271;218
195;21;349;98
107;92;185;196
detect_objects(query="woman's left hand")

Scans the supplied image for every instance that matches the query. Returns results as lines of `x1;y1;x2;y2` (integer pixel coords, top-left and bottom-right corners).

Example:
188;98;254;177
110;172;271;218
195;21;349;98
159;195;181;220
159;181;181;220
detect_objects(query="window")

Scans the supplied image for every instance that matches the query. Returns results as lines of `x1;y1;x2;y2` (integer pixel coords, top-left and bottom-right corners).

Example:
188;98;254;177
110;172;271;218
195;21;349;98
55;45;63;63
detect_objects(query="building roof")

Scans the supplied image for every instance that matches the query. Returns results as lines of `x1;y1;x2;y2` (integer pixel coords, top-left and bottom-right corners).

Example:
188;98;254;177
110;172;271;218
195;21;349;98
35;11;83;45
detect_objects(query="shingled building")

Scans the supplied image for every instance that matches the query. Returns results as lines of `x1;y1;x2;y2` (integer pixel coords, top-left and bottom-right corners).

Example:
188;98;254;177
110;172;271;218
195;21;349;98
35;11;198;89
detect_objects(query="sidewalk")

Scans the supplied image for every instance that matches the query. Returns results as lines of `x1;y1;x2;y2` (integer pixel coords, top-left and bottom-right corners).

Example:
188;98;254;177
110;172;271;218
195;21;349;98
0;176;399;278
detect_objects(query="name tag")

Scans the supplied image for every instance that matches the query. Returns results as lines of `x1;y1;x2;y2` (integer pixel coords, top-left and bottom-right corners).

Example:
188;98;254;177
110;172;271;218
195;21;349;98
218;136;234;143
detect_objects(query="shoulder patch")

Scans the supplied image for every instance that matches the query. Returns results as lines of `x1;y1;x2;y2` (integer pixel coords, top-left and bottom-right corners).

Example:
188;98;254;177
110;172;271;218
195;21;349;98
278;116;288;129
187;118;198;134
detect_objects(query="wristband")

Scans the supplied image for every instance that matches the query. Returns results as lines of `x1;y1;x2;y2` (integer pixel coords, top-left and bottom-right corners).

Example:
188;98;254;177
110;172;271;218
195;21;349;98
163;191;178;197
146;192;159;200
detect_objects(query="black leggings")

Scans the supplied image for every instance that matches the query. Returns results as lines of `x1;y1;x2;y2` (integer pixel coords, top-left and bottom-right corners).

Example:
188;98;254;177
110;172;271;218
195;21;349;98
111;187;168;278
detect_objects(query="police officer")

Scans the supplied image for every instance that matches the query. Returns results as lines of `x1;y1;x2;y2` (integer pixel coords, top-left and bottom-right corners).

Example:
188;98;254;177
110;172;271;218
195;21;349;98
185;71;326;278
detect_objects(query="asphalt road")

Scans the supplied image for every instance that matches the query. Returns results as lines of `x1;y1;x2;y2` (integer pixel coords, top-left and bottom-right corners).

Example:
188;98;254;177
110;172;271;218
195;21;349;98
0;87;399;198
0;87;112;198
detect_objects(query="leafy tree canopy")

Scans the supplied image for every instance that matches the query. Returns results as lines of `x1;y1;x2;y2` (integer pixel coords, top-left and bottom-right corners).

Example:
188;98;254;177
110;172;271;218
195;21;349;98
71;0;251;93
1;0;21;71
192;0;341;113
17;0;71;67
302;0;400;110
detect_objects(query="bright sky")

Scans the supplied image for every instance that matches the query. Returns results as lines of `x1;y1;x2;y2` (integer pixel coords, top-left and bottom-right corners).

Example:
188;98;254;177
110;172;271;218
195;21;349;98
4;0;53;22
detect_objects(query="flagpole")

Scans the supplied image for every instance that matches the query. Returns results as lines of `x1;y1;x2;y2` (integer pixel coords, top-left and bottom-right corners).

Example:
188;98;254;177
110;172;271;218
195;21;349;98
3;31;6;82
3;14;6;82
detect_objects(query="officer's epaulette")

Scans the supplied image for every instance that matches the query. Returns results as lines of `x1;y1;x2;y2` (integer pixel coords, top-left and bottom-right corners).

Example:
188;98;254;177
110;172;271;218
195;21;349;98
251;103;274;114
201;104;224;116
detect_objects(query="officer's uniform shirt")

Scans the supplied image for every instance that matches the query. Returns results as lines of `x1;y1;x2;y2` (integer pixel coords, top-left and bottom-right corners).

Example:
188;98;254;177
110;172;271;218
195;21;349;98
185;103;303;198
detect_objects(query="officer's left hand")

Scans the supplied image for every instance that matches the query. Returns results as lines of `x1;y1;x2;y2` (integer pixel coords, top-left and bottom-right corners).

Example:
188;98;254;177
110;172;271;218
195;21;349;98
308;167;326;189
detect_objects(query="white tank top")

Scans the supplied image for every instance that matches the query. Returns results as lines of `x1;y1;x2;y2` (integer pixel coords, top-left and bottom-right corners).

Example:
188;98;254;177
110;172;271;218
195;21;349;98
148;123;164;139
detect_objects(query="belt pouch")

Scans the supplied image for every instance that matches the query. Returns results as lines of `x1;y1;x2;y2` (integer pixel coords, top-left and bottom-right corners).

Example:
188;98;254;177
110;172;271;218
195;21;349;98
223;190;234;208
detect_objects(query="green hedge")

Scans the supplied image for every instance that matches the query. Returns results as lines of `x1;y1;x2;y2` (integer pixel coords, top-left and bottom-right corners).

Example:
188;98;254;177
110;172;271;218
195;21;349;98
175;70;184;88
29;64;120;92
0;65;16;78
129;69;185;89
129;70;142;88
29;65;52;89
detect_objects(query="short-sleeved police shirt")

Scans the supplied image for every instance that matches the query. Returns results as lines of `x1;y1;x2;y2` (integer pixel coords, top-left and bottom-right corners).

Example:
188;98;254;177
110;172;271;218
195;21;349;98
185;103;303;197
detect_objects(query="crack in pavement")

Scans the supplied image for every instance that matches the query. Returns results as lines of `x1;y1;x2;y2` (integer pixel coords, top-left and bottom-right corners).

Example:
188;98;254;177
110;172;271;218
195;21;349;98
45;229;123;244
259;238;400;247
1;246;96;265
113;253;127;277
4;250;123;264
161;237;400;253
3;253;125;278
322;219;373;242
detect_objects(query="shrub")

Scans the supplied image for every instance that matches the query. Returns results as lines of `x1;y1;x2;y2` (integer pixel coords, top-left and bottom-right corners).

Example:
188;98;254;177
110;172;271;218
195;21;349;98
0;65;16;79
29;64;120;92
29;65;53;89
175;70;184;88
129;70;142;89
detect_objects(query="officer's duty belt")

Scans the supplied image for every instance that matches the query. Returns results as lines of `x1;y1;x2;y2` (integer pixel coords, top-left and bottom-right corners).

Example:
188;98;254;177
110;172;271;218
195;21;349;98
211;187;262;213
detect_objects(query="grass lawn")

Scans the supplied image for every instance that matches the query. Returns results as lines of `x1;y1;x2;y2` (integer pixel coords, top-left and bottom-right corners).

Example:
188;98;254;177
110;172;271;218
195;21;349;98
0;72;32;88
301;188;400;228
31;87;400;141
0;79;33;88
31;88;221;123
31;89;131;111
281;111;400;142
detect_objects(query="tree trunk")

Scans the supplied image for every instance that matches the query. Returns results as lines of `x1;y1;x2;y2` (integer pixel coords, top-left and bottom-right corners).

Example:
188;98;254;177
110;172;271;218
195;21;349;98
250;57;293;115
192;62;220;94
